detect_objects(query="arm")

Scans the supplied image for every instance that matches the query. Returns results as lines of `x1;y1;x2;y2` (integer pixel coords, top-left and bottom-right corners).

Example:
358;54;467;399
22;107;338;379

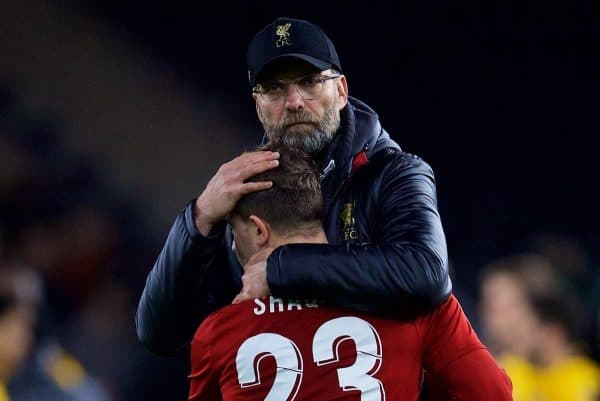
266;152;451;311
136;151;279;355
135;203;234;356
419;295;513;401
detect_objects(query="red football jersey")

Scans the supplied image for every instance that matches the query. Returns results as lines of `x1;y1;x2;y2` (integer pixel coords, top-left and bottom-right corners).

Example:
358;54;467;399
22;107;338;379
189;295;512;401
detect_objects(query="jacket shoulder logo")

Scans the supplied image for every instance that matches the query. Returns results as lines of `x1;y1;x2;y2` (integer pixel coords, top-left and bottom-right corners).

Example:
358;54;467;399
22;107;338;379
275;23;292;48
341;202;358;241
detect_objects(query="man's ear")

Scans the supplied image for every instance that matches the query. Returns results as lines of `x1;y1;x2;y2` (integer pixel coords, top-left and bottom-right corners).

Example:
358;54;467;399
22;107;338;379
249;215;270;246
254;95;266;125
253;93;261;113
336;75;349;110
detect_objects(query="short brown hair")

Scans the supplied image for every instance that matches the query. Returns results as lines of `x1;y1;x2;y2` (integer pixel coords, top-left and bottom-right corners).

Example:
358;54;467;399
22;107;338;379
232;143;322;236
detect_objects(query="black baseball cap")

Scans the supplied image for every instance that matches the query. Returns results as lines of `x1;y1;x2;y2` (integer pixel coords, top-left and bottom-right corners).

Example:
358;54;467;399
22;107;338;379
247;17;342;86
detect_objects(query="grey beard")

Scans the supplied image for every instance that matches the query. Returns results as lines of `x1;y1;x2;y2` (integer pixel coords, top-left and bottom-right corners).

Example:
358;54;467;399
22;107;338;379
262;106;341;157
270;125;331;156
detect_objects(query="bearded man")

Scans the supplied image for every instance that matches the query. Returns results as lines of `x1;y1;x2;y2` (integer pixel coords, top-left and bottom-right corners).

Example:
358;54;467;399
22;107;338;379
136;17;452;357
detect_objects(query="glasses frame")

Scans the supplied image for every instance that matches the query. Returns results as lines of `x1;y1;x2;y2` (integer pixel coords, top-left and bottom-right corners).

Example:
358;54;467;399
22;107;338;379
252;73;342;102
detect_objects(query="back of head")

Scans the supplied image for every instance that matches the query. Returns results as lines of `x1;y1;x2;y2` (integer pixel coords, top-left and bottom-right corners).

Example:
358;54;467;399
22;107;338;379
530;293;579;343
232;143;322;236
0;265;42;313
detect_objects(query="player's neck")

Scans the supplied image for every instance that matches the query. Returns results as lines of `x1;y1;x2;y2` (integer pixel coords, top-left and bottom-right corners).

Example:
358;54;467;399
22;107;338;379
537;338;576;368
269;229;328;248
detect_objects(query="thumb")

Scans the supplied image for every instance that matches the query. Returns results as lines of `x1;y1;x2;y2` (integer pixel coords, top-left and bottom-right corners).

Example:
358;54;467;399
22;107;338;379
232;294;242;304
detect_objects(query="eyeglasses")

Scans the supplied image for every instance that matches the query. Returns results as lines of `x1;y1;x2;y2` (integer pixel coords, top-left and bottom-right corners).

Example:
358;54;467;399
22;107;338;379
253;73;341;103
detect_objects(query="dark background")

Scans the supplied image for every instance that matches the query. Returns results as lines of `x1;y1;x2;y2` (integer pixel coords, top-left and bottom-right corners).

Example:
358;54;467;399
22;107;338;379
1;1;598;400
73;0;599;267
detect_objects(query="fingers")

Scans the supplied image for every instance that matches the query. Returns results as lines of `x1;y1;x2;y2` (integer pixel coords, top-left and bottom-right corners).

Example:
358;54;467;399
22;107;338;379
239;181;273;194
225;151;278;171
232;292;249;304
232;266;270;304
195;151;280;230
240;150;280;164
227;151;279;194
240;159;279;179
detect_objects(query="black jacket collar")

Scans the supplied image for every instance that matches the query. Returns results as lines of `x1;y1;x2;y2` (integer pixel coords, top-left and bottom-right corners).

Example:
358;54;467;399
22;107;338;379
320;96;401;186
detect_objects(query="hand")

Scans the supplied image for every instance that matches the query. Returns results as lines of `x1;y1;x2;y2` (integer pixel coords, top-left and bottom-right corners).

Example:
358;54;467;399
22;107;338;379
194;151;279;236
232;248;275;304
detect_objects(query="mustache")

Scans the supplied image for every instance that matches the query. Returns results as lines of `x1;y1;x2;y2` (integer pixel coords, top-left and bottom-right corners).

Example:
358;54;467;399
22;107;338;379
278;112;319;128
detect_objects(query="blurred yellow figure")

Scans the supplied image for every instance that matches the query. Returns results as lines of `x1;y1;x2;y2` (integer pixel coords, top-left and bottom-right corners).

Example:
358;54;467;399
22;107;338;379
479;263;541;401
0;384;10;401
43;345;86;390
532;295;600;401
537;355;600;401
499;354;539;401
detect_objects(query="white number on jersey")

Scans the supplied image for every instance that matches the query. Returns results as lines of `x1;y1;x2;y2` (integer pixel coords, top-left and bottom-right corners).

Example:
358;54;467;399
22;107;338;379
235;317;385;400
313;317;385;401
236;333;303;401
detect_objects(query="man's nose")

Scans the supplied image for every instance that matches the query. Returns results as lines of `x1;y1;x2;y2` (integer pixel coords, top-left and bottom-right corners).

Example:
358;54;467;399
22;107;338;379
284;84;304;110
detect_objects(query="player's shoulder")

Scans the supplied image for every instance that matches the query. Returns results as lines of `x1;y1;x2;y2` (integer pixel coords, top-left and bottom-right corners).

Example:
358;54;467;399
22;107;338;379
192;301;250;343
429;293;462;319
411;294;460;330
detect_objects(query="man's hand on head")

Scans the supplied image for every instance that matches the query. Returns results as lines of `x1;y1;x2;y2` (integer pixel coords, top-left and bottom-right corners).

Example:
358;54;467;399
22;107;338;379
232;248;275;304
194;151;279;236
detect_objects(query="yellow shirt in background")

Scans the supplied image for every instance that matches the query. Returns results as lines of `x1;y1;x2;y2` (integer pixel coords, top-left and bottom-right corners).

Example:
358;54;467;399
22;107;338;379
0;383;10;401
537;355;600;401
499;354;540;401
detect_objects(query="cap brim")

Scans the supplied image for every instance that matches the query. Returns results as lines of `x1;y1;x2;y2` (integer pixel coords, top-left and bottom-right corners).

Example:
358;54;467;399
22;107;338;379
252;54;332;85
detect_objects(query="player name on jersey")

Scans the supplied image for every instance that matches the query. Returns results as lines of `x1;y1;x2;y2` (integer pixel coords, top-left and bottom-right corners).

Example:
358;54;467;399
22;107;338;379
253;296;320;315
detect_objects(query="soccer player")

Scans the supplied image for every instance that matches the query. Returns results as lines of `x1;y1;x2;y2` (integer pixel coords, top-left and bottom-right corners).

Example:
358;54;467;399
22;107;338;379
188;144;512;401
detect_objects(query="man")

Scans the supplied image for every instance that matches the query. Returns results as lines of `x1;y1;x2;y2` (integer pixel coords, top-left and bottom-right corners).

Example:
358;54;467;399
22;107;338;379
137;17;451;356
188;145;512;401
0;267;39;401
0;259;110;401
531;294;600;401
478;260;540;401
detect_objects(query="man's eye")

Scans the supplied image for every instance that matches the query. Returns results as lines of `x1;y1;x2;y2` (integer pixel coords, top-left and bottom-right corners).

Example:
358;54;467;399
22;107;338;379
299;77;321;88
263;82;284;92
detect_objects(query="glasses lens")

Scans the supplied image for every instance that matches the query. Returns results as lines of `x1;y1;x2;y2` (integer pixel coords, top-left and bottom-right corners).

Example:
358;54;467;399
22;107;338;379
255;75;336;103
297;76;325;100
264;92;282;103
256;82;283;103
